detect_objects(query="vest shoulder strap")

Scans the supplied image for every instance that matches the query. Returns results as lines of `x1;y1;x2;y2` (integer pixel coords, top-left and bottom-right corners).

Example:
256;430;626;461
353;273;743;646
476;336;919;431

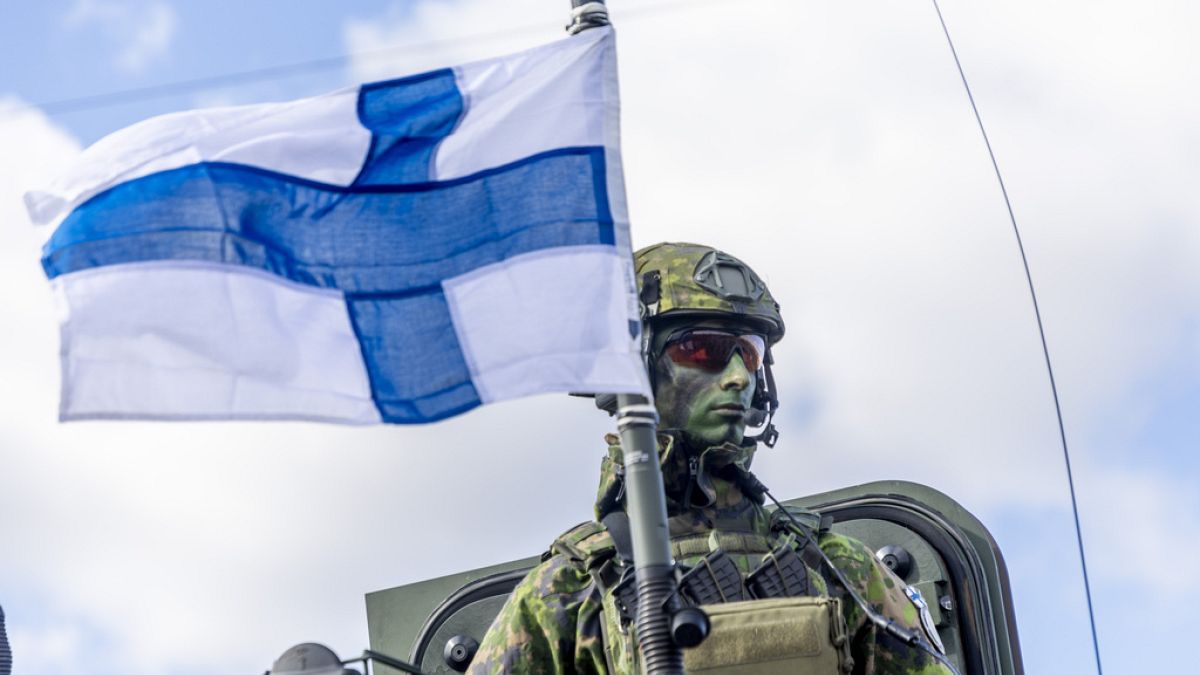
768;506;837;585
548;520;617;569
769;505;827;535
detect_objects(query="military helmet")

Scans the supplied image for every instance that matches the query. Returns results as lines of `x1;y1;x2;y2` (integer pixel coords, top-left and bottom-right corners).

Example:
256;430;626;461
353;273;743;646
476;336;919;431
634;242;784;345
634;242;783;446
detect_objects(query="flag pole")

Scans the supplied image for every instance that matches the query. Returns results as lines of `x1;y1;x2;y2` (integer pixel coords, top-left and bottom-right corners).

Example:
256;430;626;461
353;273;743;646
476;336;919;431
567;4;692;674
566;1;611;35
613;394;685;674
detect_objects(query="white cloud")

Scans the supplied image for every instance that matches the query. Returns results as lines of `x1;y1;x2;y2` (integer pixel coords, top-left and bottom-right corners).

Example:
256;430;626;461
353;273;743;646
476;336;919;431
1082;462;1200;595
118;3;177;73
64;0;179;74
7;623;86;675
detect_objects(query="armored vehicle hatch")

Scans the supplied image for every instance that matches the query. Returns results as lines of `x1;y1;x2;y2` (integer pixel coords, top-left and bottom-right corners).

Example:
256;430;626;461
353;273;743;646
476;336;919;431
365;480;1022;675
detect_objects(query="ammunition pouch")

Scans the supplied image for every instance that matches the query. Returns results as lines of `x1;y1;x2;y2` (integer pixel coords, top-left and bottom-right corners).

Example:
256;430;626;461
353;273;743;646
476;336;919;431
683;597;853;675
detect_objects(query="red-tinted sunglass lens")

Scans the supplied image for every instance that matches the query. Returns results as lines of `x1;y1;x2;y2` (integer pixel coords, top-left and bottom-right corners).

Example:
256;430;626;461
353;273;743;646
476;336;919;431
665;333;763;372
665;335;727;372
738;335;765;371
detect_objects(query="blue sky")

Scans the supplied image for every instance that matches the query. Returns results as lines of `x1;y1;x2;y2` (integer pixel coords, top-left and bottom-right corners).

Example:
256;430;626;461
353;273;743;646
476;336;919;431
2;1;1197;674
2;1;422;145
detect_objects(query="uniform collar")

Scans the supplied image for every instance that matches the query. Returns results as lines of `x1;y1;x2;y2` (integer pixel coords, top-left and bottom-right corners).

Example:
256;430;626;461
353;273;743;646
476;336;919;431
594;431;765;523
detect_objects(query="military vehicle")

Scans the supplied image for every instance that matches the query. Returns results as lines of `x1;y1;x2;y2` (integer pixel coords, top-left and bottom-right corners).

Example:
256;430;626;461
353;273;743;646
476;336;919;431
361;480;1022;675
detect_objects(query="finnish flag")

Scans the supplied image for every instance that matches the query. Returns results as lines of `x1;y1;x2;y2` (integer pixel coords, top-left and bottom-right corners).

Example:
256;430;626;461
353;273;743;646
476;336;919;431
28;27;649;424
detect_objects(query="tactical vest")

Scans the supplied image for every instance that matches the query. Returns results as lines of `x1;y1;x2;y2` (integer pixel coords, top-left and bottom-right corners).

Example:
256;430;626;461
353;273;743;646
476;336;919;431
551;512;854;675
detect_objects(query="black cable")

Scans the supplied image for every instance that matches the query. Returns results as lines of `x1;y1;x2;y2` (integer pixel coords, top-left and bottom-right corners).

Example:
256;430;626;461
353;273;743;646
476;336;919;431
0;0;740;121
927;3;1104;674
762;489;962;675
1;22;558;118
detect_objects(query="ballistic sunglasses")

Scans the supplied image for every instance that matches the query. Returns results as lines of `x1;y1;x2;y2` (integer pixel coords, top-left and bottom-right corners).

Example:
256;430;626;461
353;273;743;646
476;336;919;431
663;330;767;373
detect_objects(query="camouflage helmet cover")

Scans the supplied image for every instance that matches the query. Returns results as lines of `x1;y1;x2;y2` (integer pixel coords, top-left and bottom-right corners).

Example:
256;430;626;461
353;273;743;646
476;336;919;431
634;242;784;345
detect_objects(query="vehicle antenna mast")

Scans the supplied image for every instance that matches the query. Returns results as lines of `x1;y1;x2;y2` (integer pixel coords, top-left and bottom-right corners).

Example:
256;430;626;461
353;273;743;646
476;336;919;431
928;2;1104;673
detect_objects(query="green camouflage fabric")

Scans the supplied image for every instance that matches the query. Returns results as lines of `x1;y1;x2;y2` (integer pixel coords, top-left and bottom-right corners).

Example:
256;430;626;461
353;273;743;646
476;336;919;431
467;435;951;675
595;433;770;553
634;243;784;345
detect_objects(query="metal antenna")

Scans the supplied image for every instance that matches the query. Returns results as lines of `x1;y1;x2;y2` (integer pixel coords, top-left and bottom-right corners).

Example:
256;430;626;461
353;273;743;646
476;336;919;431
929;2;1104;673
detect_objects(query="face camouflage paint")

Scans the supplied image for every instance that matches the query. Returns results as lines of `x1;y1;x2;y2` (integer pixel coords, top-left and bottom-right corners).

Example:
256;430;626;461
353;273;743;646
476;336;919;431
654;339;758;449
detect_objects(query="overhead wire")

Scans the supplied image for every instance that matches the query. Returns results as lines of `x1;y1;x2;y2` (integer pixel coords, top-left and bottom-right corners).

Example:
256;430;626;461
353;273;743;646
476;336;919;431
0;0;735;120
1;23;558;119
928;2;1105;674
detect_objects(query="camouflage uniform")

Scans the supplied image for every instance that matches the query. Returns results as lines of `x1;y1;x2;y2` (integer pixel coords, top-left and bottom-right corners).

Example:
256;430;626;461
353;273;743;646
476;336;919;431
468;243;950;674
467;434;951;675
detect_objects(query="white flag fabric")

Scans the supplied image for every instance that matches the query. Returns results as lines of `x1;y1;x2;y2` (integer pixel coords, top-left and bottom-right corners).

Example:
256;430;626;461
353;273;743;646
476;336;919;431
29;26;649;424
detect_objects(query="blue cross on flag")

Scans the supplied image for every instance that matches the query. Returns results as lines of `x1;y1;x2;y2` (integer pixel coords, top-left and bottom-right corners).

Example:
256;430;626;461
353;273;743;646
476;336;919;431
27;26;649;424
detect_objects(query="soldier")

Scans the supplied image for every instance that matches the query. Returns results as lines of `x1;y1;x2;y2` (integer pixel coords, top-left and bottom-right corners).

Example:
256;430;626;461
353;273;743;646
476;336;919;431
468;243;951;674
